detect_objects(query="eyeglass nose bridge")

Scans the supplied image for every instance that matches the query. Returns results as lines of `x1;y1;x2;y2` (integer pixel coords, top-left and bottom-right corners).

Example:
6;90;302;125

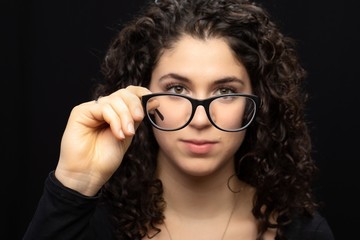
186;97;215;126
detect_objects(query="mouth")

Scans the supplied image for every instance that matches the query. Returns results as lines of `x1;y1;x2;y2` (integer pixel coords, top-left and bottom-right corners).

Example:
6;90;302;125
181;139;218;155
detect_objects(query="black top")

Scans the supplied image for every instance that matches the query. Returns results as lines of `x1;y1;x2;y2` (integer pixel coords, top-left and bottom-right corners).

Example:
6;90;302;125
23;172;335;240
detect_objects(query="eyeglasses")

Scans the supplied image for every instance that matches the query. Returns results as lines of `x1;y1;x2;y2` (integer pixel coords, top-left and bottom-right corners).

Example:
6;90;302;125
141;93;260;132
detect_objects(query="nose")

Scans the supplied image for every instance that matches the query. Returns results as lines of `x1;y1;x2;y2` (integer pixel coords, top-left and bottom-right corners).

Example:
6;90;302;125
188;105;212;129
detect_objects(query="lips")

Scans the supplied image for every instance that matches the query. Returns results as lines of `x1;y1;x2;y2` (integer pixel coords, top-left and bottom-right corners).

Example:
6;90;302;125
181;139;218;155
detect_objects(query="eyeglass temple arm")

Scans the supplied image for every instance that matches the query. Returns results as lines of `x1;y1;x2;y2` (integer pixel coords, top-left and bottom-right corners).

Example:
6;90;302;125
155;109;164;121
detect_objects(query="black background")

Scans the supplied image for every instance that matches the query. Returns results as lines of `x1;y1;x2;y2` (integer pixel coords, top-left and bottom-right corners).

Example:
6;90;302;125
3;0;358;239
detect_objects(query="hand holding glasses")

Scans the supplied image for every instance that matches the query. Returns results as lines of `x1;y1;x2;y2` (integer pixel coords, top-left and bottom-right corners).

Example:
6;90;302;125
141;93;260;132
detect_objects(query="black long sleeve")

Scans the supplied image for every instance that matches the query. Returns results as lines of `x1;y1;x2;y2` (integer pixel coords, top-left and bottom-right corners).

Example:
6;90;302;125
23;171;113;240
23;171;334;240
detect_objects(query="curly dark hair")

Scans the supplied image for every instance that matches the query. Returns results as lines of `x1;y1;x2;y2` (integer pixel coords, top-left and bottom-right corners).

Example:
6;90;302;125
93;0;319;239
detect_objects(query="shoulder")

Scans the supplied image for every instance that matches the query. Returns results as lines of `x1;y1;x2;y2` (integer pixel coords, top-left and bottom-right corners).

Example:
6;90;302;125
284;211;335;240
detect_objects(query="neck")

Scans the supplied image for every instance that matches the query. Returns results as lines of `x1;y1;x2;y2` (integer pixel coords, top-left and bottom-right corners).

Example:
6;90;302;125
157;161;241;218
162;190;240;240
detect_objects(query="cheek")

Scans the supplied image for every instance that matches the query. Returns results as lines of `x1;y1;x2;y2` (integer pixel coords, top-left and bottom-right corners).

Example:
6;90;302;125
223;131;247;154
152;129;174;152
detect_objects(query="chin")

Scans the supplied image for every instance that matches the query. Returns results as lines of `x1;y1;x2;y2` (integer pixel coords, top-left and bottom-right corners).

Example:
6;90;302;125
178;159;224;177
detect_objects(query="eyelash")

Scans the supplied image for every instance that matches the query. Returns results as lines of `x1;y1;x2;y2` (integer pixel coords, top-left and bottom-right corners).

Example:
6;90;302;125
163;82;239;95
164;83;188;94
215;85;238;95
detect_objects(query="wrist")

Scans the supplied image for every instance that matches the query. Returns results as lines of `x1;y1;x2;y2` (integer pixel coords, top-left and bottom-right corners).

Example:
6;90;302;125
54;169;104;197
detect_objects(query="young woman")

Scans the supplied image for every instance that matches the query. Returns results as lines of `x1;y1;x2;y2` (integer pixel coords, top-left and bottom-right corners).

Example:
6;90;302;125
24;0;335;239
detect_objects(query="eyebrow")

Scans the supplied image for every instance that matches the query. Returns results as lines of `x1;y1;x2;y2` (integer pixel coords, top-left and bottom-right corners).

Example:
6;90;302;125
158;73;190;83
158;73;244;85
214;77;244;86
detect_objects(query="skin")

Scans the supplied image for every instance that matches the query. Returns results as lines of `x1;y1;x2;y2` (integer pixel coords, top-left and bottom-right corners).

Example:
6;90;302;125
148;35;257;240
150;35;249;179
55;86;150;196
55;35;276;239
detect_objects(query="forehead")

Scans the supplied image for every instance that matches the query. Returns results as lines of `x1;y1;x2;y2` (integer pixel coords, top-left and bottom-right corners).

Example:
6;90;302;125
159;35;241;67
151;35;250;86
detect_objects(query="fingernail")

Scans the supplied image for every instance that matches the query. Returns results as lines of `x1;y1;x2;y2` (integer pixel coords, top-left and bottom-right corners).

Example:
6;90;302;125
119;130;125;139
135;107;144;118
127;123;135;134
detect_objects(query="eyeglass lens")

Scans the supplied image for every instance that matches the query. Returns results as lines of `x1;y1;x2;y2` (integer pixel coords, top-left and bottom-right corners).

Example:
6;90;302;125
145;94;256;131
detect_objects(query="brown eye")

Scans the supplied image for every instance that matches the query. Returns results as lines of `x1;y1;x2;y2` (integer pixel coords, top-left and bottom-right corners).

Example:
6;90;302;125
217;88;235;95
175;86;184;94
168;85;186;94
164;82;189;95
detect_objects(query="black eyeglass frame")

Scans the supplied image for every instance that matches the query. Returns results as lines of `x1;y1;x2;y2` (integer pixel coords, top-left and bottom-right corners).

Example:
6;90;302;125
141;92;261;132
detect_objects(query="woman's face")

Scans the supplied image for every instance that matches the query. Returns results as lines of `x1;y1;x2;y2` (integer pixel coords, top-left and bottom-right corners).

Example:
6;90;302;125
149;35;252;177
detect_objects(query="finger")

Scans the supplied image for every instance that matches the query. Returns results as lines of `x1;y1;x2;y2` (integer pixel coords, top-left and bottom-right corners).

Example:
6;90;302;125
100;102;126;139
126;85;153;97
115;88;146;121
111;86;152;125
97;87;148;136
87;86;152;137
107;95;137;136
81;99;126;140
